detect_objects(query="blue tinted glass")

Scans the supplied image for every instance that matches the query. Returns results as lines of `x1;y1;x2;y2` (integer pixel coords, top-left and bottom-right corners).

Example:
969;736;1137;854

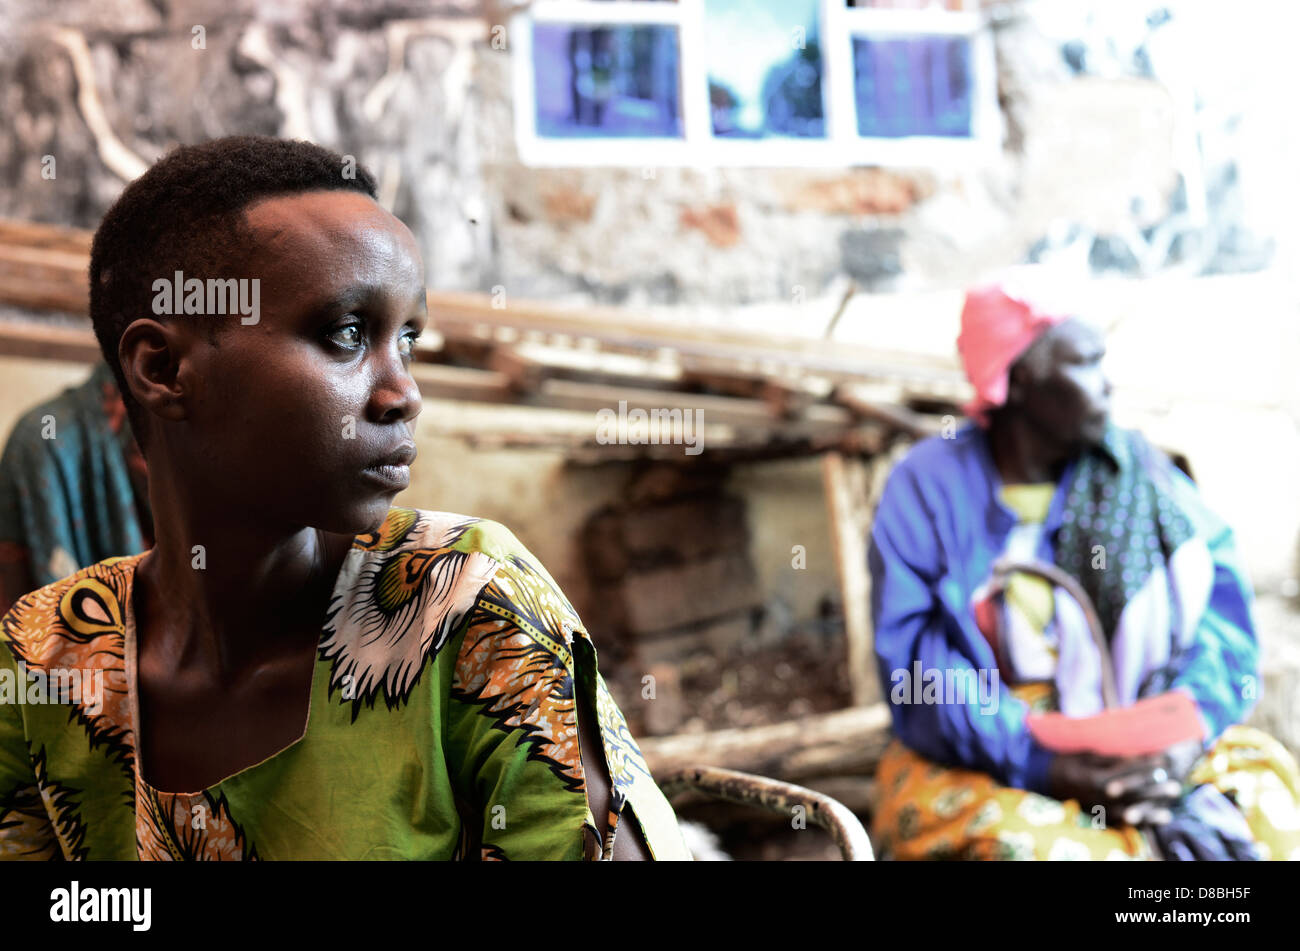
704;0;825;139
533;23;682;138
853;35;973;137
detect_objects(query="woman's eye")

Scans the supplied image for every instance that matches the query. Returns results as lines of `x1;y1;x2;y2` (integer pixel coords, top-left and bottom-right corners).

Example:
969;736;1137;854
399;331;421;357
328;324;363;349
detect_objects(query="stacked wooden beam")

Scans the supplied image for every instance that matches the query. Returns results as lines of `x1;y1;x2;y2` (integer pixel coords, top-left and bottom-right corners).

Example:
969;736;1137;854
0;220;93;315
0;217;967;461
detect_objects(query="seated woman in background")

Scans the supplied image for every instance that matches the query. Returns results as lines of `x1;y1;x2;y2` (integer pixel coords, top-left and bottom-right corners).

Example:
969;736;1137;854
0;135;689;860
868;279;1300;860
0;362;151;617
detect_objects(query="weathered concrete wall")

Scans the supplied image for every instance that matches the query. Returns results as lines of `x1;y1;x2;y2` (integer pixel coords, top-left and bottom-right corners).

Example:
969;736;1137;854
3;1;1284;301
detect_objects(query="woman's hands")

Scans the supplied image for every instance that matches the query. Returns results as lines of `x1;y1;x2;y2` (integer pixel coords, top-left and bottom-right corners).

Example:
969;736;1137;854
1046;737;1205;826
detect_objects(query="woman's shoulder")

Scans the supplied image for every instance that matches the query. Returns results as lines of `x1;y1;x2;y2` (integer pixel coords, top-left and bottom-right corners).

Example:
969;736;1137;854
886;425;989;496
351;507;529;561
1;553;144;668
352;507;575;620
318;508;567;710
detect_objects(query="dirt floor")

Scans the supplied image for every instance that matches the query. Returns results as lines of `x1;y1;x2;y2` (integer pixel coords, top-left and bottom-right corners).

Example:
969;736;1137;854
606;630;855;740
606;595;1300;861
605;631;859;861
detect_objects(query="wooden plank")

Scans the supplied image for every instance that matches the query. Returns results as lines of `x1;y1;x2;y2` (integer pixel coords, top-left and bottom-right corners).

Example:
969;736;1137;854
428;337;495;365
759;380;815;420
833;383;943;439
486;346;546;394
537;378;771;425
822;452;876;708
0;276;89;316
408;363;514;403
0;247;89;315
637;703;893;783
0;321;100;362
678;369;767;399
0;218;93;254
426;289;968;387
0;243;89;273
428;289;958;366
533;378;850;429
0;220;93;318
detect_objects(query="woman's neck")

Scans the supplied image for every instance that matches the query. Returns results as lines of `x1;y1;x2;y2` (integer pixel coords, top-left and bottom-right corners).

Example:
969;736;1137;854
134;468;354;679
987;413;1073;485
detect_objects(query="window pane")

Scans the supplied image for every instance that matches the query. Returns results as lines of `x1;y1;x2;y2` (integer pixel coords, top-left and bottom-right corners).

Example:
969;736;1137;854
532;23;682;138
704;0;826;139
852;35;973;137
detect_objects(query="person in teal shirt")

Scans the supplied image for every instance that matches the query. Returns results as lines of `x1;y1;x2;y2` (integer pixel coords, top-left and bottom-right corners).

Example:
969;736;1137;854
0;362;151;617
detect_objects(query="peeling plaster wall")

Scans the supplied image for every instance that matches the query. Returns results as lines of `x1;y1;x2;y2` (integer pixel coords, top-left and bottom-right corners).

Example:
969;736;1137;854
5;0;1286;301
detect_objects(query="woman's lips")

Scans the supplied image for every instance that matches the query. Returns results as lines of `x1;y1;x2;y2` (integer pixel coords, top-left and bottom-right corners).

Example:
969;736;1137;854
361;441;416;490
360;463;410;490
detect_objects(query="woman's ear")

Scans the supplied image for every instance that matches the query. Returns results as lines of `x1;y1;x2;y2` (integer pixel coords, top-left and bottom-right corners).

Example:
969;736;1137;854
118;318;190;425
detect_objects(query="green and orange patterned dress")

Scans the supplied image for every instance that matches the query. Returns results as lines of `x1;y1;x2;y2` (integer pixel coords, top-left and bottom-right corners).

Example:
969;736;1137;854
0;507;691;860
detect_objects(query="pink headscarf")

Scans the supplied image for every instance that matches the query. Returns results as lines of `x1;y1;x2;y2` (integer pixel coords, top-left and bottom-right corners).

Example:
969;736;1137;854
957;283;1070;426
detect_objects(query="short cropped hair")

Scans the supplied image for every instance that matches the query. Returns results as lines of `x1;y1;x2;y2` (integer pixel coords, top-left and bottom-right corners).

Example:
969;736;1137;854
89;135;379;450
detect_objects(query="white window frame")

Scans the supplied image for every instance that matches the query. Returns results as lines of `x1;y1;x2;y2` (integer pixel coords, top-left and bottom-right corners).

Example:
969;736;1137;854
512;0;1001;167
512;1;699;167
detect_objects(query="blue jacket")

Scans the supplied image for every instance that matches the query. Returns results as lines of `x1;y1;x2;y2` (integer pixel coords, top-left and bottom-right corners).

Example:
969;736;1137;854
867;423;1259;793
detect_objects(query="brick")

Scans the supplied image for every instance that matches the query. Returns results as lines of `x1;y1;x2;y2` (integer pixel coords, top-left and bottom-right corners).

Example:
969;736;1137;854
579;508;629;582
620;495;748;568
678;203;741;248
541;184;597;224
782;170;920;216
620;553;761;635
627;464;727;506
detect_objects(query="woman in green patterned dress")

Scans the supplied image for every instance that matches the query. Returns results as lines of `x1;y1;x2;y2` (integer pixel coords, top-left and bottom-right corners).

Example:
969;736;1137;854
0;136;690;861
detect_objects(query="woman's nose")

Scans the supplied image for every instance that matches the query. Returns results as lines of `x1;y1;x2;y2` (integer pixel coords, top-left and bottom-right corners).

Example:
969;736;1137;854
368;353;422;425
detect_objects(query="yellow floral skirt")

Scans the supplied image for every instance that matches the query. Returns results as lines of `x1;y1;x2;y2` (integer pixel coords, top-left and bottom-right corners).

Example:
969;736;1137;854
871;725;1300;860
